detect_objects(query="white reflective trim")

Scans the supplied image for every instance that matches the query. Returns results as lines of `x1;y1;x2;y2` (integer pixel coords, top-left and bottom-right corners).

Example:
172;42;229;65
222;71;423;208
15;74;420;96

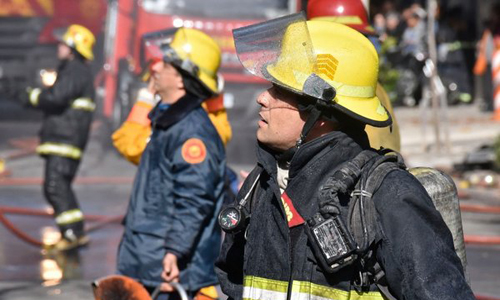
243;286;287;300
55;209;84;225
72;97;95;111
30;88;42;106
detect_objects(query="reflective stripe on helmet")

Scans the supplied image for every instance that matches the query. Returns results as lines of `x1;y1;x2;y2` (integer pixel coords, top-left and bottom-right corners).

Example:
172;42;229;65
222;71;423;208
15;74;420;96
37;143;82;160
55;209;84;225
243;276;385;300
311;16;364;25
29;88;42;106
71;97;95;111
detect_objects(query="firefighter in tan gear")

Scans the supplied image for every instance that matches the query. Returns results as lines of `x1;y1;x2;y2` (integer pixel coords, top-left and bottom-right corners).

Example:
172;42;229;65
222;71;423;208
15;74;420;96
307;0;401;152
216;14;474;300
24;24;95;251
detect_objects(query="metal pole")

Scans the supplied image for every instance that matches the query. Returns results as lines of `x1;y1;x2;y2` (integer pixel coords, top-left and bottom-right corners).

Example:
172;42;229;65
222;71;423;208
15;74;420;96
427;0;442;153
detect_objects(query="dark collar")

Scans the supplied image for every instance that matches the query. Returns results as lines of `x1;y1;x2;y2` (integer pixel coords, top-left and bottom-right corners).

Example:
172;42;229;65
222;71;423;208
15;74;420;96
256;130;369;181
149;93;203;130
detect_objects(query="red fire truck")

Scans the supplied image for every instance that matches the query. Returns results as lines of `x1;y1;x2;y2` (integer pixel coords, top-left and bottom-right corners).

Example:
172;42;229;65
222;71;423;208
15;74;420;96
0;0;106;97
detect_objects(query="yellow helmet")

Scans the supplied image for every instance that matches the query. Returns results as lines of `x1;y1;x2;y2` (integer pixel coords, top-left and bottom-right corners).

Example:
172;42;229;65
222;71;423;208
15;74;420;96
162;28;221;95
234;13;391;127
55;24;95;60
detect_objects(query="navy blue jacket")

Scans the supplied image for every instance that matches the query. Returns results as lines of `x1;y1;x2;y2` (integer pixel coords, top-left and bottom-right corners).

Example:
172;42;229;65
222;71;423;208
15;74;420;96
117;94;226;291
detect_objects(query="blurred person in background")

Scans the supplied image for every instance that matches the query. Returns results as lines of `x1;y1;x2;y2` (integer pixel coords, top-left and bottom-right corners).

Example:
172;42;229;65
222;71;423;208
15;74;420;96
306;0;401;152
400;5;426;57
23;24;96;251
474;3;500;112
437;6;473;105
385;11;404;42
116;28;226;300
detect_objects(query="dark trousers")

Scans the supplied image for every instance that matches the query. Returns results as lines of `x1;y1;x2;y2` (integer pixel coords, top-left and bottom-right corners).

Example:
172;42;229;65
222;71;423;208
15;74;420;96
43;155;84;237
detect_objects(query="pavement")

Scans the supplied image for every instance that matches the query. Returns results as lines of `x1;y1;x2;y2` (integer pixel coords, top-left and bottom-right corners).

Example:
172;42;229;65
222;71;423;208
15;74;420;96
0;103;499;299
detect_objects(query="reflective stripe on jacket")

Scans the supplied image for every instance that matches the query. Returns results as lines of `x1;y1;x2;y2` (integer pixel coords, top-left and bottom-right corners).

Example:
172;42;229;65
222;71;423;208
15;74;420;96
243;276;385;300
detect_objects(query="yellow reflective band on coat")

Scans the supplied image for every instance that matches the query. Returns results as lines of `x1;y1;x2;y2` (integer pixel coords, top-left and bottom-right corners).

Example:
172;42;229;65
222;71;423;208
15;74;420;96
71;97;95;111
36;143;82;160
55;209;84;225
291;280;385;300
29;88;42;106
243;276;385;300
243;276;288;300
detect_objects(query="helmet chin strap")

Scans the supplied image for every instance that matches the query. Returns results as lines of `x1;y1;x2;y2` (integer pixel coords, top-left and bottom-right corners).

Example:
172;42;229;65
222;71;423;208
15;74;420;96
276;100;327;163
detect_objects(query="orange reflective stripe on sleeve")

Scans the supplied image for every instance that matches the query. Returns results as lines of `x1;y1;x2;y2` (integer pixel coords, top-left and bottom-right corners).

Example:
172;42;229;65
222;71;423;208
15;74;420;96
126;102;153;126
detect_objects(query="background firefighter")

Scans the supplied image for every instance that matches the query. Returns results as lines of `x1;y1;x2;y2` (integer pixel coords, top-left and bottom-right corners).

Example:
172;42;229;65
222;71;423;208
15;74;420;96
116;28;226;300
22;24;96;251
306;0;401;152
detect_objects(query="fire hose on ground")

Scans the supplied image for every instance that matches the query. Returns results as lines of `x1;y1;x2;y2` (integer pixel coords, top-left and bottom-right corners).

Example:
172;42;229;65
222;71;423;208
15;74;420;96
0;206;123;247
460;203;500;246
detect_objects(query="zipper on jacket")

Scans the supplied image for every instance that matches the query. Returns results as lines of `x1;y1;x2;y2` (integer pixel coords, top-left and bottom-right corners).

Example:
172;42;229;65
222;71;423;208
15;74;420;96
286;227;294;300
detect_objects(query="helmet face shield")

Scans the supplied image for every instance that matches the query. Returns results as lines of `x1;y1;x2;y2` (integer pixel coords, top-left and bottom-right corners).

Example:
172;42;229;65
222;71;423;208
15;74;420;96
53;27;68;45
143;28;178;62
234;14;391;127
234;12;336;102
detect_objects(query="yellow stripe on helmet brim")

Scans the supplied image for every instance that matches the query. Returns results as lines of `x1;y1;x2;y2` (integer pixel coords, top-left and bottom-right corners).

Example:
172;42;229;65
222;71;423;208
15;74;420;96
266;64;391;127
333;93;392;127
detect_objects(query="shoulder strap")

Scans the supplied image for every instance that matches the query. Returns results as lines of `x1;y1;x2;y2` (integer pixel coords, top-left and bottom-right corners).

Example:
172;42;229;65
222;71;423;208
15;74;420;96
349;151;405;298
349;151;405;250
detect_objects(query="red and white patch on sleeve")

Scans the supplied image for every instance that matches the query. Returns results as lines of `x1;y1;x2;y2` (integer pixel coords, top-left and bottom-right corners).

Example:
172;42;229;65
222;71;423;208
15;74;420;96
181;138;207;164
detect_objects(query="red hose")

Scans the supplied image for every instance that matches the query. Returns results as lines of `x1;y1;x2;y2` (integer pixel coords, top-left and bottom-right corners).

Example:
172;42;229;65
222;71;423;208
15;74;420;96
460;204;500;214
86;215;123;233
0;206;121;221
0;210;43;246
0;177;133;186
465;235;500;245
0;206;123;247
475;294;500;300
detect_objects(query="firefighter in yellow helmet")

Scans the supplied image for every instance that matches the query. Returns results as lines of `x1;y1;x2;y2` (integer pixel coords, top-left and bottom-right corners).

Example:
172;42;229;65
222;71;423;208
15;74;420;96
112;58;232;165
216;14;473;300
307;0;401;152
22;24;96;251
116;28;226;300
